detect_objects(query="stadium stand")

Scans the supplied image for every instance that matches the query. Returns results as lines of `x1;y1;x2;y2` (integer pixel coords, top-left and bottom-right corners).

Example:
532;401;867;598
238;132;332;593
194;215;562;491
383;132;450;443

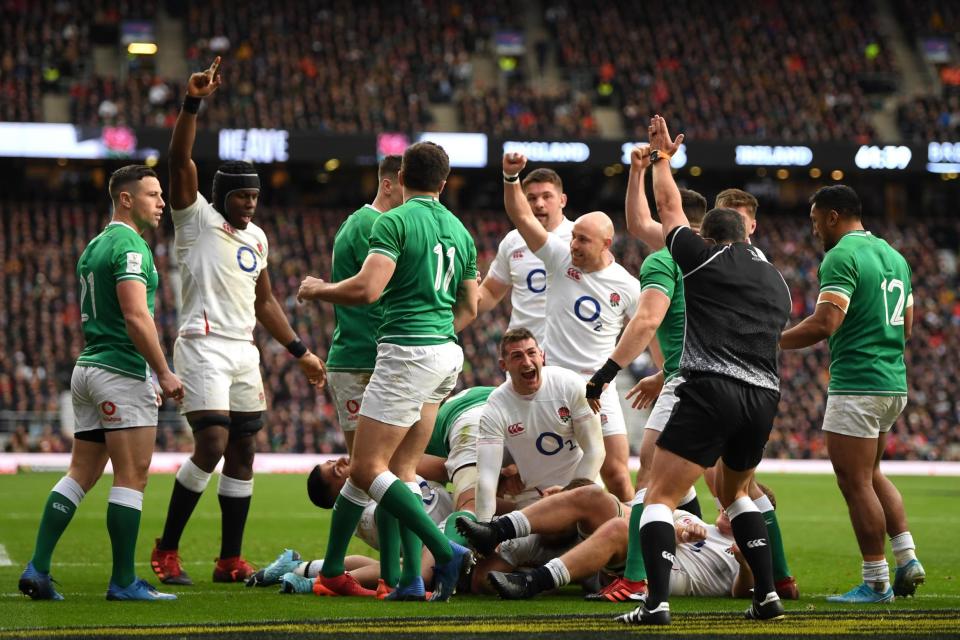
2;202;957;461
547;0;895;142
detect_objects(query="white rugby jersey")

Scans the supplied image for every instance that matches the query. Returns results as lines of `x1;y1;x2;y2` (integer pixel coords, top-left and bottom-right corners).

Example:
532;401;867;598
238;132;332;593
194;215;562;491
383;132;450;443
172;193;268;340
486;218;574;344
535;234;641;374
479;366;595;492
355;476;452;550
672;511;740;597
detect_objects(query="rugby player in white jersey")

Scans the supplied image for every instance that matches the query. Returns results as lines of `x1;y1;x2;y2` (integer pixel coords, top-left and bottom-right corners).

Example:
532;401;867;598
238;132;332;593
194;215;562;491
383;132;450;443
484;504;758;602
150;57;326;586
478;169;574;345
474;328;604;522
501;153;641;501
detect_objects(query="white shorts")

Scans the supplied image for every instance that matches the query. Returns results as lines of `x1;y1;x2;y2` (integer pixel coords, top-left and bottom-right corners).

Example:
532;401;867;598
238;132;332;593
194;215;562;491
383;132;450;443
645;375;685;433
499;533;575;568
72;365;159;434
822;395;908;439
445;404;482;478
360;342;464;427
327;371;371;432
579;375;626;438
173;335;266;414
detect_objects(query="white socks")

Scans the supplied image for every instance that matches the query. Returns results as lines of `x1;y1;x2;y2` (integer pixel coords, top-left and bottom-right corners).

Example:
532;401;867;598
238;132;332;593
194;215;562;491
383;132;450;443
890;532;917;568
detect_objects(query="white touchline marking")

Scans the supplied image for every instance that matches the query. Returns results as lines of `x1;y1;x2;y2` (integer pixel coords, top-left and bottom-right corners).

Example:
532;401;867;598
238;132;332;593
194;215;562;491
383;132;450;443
0;544;12;567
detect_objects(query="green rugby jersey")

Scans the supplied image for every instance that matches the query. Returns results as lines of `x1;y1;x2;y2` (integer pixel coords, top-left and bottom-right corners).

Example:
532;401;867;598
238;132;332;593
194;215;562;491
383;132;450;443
327;205;384;372
75;221;158;380
639;247;685;381
368;196;477;346
426;386;494;458
819;231;912;396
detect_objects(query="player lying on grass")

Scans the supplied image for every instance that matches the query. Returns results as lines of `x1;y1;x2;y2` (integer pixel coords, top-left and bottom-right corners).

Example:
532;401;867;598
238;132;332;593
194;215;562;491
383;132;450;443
480;505;756;604
246;456;520;597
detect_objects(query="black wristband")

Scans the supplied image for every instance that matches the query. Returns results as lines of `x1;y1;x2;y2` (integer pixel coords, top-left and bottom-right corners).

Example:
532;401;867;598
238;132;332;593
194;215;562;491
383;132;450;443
286;338;308;358
586;358;622;399
182;95;202;114
503;171;520;183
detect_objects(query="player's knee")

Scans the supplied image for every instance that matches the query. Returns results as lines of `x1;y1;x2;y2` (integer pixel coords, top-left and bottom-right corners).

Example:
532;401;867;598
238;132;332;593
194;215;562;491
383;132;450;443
189;414;231;464
229;412;265;443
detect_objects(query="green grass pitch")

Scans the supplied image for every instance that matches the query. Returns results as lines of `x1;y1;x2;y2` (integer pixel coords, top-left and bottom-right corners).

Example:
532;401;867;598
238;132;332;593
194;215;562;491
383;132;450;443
0;472;957;638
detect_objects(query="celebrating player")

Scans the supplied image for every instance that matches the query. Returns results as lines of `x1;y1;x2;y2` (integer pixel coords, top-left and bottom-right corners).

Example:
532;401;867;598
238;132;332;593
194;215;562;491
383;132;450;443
477;168;574;344
501;153;641;502
19;166;183;602
150;57;325;586
298;141;479;602
780;185;923;603
473;329;604;523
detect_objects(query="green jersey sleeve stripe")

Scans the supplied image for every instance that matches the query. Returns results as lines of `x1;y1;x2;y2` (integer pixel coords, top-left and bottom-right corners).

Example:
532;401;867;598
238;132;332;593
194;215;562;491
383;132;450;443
640;283;670;294
369;247;398;260
116;273;148;283
820;285;853;295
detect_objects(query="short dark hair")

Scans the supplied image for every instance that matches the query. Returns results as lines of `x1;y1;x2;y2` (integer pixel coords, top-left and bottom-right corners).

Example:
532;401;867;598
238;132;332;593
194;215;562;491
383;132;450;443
809;185;861;219
108;165;157;202
401;142;450;192
679;188;708;227
306;464;336;509
522;168;563;192
378;154;402;181
701;208;746;244
715;188;758;218
499;327;538;358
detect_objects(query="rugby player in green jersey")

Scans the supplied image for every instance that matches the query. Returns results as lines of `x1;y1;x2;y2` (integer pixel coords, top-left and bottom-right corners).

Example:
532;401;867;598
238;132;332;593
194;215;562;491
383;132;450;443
19;166;184;602
781;185;923;604
298;141;479;601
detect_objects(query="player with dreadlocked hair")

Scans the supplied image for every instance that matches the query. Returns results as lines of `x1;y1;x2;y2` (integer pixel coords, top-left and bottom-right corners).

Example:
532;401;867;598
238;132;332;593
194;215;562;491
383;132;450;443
149;57;326;586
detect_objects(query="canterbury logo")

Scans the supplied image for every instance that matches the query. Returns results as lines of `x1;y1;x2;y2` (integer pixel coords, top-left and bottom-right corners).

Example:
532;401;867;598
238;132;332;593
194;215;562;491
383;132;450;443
746;538;767;549
52;502;70;514
661;550;676;564
507;422;525;436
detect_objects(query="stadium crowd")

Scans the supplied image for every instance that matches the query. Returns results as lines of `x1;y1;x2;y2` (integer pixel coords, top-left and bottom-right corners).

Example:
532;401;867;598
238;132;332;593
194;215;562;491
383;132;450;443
10;0;960;143
2;201;957;461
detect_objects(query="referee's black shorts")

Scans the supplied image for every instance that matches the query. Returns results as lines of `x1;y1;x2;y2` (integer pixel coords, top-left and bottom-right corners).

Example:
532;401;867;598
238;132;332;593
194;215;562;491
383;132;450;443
656;373;780;471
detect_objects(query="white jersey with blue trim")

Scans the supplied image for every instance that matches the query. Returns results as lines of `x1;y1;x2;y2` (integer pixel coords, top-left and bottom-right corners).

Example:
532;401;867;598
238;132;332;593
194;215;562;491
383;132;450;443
479;366;595;493
487;218;574;345
172;192;269;340
671;511;740;597
534;234;641;375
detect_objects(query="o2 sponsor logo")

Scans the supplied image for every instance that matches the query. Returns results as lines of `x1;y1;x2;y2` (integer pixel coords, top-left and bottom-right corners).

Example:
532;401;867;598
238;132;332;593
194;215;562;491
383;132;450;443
526;268;546;293
536;431;577;455
237;246;258;273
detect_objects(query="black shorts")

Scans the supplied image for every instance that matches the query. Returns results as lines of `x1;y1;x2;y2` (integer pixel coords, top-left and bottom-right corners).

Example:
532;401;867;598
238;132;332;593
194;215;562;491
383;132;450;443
656;373;779;471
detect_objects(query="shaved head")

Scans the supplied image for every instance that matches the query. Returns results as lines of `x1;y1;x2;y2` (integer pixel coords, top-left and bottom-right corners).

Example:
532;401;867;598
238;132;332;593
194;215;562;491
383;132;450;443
570;211;614;270
575;211;614;241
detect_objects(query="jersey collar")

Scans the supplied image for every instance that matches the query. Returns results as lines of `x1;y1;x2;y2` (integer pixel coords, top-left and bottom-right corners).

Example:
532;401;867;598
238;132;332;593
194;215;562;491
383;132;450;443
107;220;138;234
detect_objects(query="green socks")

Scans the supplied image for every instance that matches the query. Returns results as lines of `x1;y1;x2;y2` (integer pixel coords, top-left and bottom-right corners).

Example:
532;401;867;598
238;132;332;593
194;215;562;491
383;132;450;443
321;479;370;578
623;502;648;582
444;510;476;547
375;506;401;587
762;509;791;581
372;474;452;565
106;487;143;588
30;477;86;574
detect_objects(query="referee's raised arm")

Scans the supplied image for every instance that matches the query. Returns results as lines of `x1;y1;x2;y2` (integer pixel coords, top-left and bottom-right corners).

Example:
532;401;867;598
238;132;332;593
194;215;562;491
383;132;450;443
647;115;687;242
